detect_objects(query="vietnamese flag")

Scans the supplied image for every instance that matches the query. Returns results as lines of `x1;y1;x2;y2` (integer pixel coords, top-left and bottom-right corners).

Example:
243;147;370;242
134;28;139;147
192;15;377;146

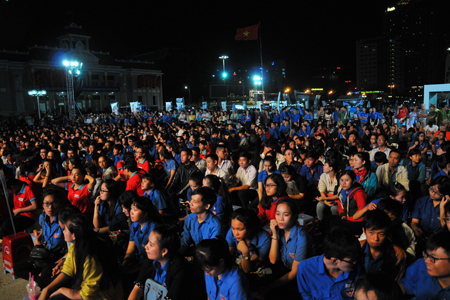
234;24;259;41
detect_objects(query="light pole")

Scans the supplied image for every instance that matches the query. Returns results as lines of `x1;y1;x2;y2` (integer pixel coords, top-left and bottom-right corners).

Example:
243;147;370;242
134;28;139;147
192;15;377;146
28;89;47;120
62;60;83;118
184;86;191;104
219;55;228;80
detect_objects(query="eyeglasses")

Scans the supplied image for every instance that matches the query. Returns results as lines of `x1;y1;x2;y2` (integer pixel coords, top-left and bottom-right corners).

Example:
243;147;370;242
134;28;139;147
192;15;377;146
43;202;54;207
265;184;278;188
423;251;450;263
339;258;357;265
100;190;109;193
429;187;443;198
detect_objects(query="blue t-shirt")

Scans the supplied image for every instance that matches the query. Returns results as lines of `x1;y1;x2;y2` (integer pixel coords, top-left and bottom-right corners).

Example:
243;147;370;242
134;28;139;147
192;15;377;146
180;211;223;248
39;214;65;252
226;228;271;260
143;189;168;211
163;159;177;178
400;258;450;300
129;220;158;261
257;170;280;186
204;264;252;300
277;224;309;269
411;196;443;235
212;194;226;222
98;201;126;231
297;254;362;300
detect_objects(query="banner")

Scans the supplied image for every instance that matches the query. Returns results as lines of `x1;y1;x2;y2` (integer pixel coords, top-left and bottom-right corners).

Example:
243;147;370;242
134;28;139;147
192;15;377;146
110;102;119;115
202;102;207;109
166;102;172;111
130;102;137;114
176;98;185;110
221;101;227;112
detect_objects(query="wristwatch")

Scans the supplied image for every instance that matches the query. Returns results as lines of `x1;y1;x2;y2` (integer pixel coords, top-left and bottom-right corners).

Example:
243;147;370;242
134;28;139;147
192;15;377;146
243;255;250;261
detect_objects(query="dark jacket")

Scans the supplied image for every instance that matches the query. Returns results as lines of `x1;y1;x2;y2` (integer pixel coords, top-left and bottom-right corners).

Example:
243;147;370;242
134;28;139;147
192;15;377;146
168;162;199;194
136;255;206;300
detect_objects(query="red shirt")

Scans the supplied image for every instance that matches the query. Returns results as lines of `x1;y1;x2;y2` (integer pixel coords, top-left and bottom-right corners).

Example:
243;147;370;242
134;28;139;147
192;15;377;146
14;184;37;220
117;160;125;181
67;183;93;214
257;196;289;225
126;171;144;196
136;158;151;173
337;187;367;222
397;107;408;120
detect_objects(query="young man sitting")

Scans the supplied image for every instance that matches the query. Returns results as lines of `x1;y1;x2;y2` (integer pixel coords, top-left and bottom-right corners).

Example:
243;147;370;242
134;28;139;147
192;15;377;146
360;210;407;282
297;227;362;299
229;151;258;209
179;187;223;254
399;231;450;300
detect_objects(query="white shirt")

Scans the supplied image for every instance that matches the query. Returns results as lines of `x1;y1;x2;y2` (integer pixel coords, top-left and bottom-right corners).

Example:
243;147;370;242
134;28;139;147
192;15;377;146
235;165;258;190
205;167;230;186
370;146;391;162
218;159;234;176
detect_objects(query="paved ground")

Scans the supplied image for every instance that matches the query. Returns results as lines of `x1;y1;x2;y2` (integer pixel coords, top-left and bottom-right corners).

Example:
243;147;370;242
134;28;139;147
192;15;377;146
0;240;29;299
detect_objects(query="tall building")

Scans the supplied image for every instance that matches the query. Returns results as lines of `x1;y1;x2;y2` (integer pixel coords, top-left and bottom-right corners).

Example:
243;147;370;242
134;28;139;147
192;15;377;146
356;37;390;91
383;0;450;92
0;23;163;116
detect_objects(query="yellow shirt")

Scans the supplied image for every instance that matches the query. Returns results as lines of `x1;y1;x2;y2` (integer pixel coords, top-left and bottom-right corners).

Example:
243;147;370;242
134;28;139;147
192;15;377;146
62;244;122;300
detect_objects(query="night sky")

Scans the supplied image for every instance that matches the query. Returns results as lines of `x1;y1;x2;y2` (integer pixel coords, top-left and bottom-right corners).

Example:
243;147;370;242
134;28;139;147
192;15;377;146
0;0;387;100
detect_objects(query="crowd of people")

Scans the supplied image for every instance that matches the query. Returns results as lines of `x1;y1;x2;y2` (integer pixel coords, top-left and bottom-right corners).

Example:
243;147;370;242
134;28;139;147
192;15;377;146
1;101;450;300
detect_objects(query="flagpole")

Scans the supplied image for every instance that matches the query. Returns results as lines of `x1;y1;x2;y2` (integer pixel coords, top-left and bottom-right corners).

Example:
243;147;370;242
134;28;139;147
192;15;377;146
258;21;264;100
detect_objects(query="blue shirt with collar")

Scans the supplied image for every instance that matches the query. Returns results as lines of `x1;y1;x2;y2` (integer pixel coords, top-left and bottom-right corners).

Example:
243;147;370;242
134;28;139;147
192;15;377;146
269;128;279;140
98;201;126;231
212;194;226;222
304;113;313;121
277;224;309;269
125;145;134;154
186;187;193;202
163;159;177;178
153;259;169;285
402;160;426;183
273;114;280;123
226;228;271;260
361;241;384;274
280;125;290;135
39;214;65;252
400;258;450;300
292;113;300;123
143;189;168;211
410;140;428;152
114;153;123;166
257;170;280;187
174;153;181;165
333;111;339;122
180;210;223;248
299;164;324;187
204;264;252;300
297;254;362;300
130;220;159;261
411;196;443;235
433;169;448;180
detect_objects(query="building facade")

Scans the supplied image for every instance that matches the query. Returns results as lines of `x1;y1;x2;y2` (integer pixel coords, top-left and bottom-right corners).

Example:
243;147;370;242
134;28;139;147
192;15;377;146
0;23;164;116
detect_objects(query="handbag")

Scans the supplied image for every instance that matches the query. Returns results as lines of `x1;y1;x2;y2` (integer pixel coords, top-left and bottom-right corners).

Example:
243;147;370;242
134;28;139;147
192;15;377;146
144;278;168;300
30;244;50;261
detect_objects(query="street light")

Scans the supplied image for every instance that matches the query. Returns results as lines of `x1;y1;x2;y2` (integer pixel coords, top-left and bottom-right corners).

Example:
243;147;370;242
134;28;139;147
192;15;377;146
28;89;47;120
184;86;191;104
219;55;228;81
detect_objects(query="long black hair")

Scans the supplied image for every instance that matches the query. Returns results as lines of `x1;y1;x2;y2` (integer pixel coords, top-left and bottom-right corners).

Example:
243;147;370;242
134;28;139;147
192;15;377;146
260;173;287;210
67;214;119;292
100;179;120;222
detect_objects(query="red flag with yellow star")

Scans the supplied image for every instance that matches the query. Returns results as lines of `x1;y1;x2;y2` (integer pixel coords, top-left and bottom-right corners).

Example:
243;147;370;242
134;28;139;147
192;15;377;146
234;24;259;41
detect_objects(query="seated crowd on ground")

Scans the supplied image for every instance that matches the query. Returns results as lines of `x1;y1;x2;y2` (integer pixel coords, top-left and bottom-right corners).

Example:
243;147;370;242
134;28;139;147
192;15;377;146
1;102;450;300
